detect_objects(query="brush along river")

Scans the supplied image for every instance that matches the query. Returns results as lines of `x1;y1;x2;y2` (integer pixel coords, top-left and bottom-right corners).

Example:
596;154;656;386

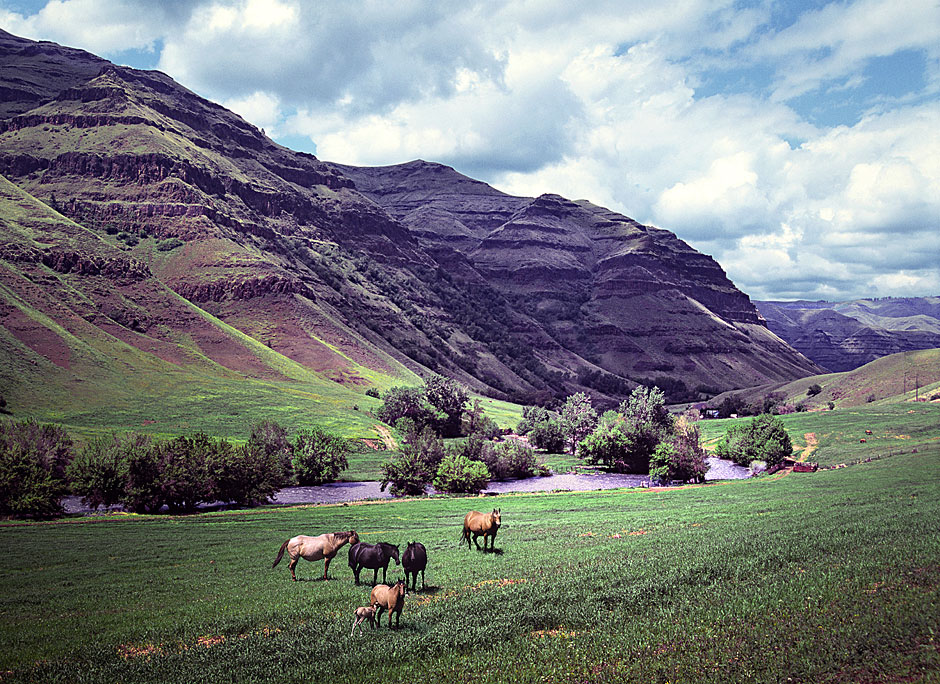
62;457;750;513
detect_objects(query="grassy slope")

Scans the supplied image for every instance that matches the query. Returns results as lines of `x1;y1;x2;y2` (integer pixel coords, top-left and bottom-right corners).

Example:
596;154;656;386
0;445;937;683
708;348;940;410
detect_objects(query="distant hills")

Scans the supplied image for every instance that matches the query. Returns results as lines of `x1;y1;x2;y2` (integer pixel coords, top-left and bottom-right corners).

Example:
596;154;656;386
0;29;822;434
755;297;940;372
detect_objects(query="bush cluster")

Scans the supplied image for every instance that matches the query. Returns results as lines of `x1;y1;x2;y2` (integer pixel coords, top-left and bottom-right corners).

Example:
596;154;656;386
376;375;469;437
0;418;348;518
714;414;793;468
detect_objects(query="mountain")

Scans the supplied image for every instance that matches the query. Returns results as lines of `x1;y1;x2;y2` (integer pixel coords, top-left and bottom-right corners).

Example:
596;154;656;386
755;297;940;372
0;30;820;434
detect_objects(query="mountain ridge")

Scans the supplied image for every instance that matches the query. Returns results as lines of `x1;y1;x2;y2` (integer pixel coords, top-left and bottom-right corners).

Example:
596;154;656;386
0;30;822;432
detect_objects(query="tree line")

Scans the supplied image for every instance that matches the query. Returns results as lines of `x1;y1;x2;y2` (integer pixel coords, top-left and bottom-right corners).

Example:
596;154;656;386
0;419;350;518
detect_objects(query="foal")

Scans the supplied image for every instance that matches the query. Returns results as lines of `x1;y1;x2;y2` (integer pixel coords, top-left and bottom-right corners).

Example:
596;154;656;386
350;604;378;635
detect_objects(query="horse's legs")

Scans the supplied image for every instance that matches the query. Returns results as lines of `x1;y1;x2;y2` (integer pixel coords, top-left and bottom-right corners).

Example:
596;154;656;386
473;533;482;551
421;568;425;589
372;567;379;585
289;557;298;581
323;556;331;580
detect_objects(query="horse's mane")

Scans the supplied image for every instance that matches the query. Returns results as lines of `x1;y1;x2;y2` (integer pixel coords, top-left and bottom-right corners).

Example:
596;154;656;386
335;530;356;540
377;541;398;550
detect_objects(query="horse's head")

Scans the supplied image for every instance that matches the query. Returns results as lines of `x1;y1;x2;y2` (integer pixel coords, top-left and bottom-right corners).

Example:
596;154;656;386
394;578;408;596
391;544;400;565
347;530;360;546
492;508;502;529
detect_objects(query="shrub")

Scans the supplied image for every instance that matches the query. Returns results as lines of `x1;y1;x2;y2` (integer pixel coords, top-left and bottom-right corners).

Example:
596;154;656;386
291;427;350;486
0;419;73;518
463;399;502;440
715;414;792;468
380;425;444;496
154;434;214;512
433;450;490;494
483;440;546;480
528;418;567;453
156;237;184;252
365;387;381;398
649;417;709;484
807;383;822;397
120;433;161;513
67;433;131;510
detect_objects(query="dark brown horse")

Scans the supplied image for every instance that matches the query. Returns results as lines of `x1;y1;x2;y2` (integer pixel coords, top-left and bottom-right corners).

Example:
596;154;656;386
402;541;427;591
462;508;501;551
370;579;407;629
272;530;358;581
348;541;400;585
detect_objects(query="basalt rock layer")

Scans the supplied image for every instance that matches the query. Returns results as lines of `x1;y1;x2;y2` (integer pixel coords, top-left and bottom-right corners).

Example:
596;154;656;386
0;29;820;421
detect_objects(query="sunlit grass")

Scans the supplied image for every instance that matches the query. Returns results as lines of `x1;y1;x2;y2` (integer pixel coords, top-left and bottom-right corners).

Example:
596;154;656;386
1;444;937;683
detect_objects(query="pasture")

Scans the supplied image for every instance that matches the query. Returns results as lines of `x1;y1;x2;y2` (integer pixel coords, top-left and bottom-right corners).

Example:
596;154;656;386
1;439;938;683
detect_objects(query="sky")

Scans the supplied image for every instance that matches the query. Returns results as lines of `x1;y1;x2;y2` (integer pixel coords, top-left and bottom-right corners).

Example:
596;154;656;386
2;0;938;302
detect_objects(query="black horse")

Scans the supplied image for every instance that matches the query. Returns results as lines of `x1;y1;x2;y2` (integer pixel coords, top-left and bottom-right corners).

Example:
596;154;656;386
348;541;400;585
402;541;427;591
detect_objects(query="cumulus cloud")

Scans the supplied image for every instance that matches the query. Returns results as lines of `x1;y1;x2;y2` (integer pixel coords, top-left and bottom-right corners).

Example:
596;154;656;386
2;0;938;301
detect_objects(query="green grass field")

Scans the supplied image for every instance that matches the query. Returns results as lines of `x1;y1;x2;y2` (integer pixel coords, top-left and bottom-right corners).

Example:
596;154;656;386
699;403;940;467
1;431;937;683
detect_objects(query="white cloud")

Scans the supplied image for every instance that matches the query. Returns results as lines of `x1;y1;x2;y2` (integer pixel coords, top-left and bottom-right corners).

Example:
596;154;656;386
3;0;938;301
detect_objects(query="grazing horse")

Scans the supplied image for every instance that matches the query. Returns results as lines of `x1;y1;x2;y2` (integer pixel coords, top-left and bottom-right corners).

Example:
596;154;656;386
271;530;358;581
370;579;407;629
402;541;427;591
463;508;501;551
348;541;400;585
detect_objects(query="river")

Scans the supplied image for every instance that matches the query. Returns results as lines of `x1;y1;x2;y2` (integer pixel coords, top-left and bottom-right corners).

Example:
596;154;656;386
62;458;750;514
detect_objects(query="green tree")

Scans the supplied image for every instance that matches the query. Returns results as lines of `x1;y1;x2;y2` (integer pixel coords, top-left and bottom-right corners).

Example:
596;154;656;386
155;434;214;513
67;432;130;510
433;450;490;494
424;374;469;437
379;425;445;496
528;418;567;453
715;414;792;468
516;405;551;435
291;427;350;486
807;383;823;397
0;419;73;518
376;386;437;430
649;416;709;484
560;392;598;453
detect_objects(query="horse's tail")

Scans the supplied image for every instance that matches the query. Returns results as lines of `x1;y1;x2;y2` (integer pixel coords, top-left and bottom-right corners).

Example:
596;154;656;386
272;539;289;568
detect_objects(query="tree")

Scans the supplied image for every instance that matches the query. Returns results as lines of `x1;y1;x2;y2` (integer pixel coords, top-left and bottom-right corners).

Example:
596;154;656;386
424;374;469;437
807;383;822;397
715;414;792;468
560;392;598;453
483;439;546;480
291;427;350;486
376;386;437;429
207;440;287;507
68;433;130;510
529;418;567;453
433;450;490;494
649;416;709;484
0;419;73;518
577;415;636;472
246;420;293;482
155;434;214;513
516;405;551;435
617;385;673;471
379;425;445;496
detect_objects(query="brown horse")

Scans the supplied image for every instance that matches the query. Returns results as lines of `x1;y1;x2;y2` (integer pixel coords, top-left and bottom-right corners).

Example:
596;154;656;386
462;508;501;551
370;579;407;629
272;530;358;581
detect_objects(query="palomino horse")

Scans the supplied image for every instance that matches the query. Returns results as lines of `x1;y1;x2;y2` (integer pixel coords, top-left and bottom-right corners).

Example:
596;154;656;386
348;541;400;585
370;579;407;629
272;530;358;581
462;508;501;551
402;541;427;591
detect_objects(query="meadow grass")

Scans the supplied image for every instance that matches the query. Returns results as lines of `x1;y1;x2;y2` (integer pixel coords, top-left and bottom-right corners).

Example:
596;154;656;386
1;442;937;683
698;402;940;467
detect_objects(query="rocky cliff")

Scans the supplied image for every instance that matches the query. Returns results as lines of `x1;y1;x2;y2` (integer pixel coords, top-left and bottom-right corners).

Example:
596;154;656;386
756;298;940;372
0;29;821;418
